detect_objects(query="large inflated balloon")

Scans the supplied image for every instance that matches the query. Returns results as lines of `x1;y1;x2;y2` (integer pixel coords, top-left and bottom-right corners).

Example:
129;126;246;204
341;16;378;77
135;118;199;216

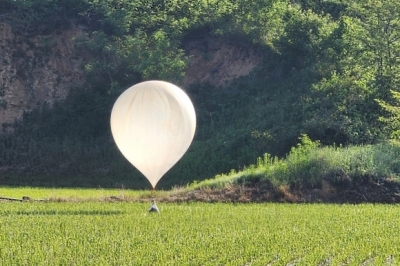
110;80;196;188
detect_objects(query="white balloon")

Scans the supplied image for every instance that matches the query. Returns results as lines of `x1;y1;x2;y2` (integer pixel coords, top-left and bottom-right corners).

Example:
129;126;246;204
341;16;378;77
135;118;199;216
110;80;196;188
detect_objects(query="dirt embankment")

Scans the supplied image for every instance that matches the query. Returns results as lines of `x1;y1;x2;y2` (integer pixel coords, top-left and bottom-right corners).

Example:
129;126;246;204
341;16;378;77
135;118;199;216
0;22;87;129
160;178;400;204
97;177;400;204
3;178;399;204
182;36;262;88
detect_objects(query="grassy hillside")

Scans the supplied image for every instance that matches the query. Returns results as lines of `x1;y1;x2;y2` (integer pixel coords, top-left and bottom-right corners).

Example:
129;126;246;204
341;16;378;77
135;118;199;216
1;0;400;188
189;135;400;201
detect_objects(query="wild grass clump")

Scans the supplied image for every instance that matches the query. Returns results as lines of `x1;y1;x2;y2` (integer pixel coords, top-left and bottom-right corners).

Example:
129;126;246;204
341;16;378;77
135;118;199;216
190;135;400;189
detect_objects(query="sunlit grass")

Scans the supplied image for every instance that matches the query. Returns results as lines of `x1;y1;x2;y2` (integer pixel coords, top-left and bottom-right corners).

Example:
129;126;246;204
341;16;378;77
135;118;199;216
0;202;399;265
0;186;174;201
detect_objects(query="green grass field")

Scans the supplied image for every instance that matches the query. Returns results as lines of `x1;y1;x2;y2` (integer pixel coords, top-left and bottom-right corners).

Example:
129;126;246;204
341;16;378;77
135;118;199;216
0;199;399;265
0;186;166;201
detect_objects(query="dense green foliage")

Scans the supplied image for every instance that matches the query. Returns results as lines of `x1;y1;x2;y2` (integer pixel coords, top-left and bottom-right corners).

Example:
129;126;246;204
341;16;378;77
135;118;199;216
377;90;400;139
0;202;399;265
1;0;400;188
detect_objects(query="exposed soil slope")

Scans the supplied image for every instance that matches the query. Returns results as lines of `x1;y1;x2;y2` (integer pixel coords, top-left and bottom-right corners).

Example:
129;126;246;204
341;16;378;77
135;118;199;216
182;36;261;87
0;23;86;128
159;178;400;204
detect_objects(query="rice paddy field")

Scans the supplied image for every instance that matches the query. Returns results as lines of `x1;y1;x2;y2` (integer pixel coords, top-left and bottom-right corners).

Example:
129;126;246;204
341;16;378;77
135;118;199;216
1;188;400;266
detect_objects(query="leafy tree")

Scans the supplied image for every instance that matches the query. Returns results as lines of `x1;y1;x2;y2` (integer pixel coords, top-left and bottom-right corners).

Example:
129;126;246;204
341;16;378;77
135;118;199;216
376;90;400;139
293;0;347;19
276;6;337;72
82;28;187;91
303;68;379;144
345;0;400;100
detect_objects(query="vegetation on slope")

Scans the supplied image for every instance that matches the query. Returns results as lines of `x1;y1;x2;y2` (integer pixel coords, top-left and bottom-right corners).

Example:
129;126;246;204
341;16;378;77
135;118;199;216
1;0;400;189
191;135;400;187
